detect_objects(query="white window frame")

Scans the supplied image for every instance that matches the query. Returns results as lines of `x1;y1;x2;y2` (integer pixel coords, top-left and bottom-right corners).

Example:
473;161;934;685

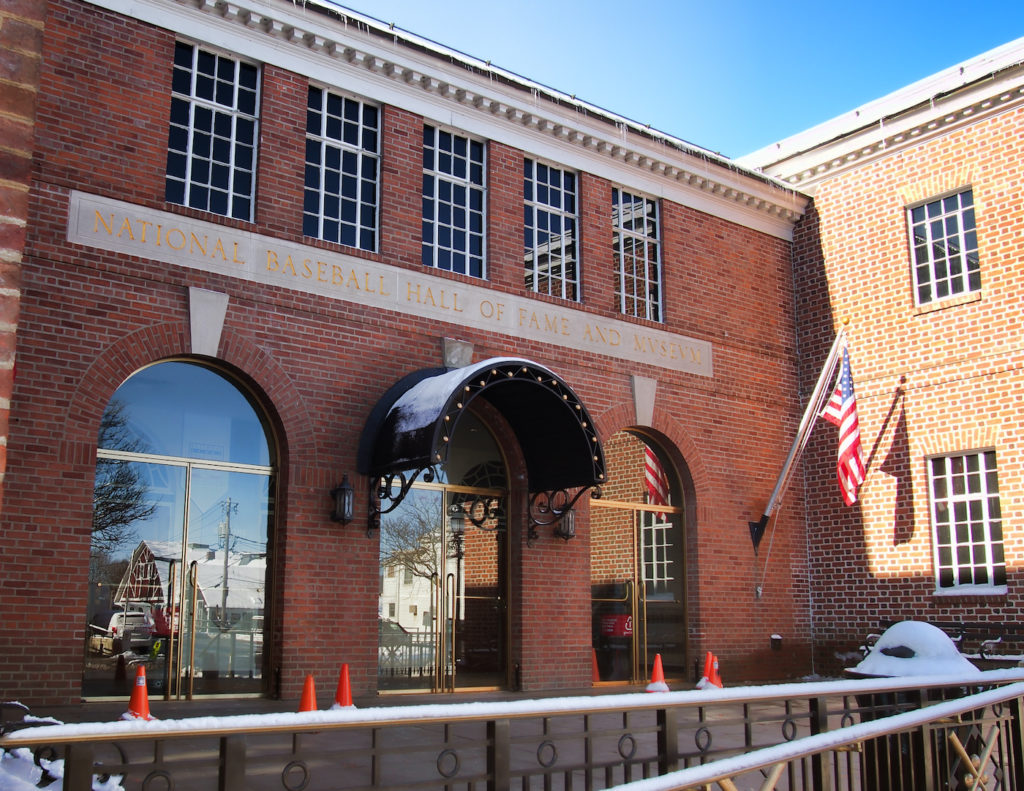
304;85;380;252
524;159;579;301
929;450;1006;594
613;187;662;321
165;41;260;221
421;125;486;278
908;189;980;306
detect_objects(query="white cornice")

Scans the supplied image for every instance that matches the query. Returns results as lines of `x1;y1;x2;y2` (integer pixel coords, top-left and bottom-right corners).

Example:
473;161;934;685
80;0;807;239
738;37;1024;192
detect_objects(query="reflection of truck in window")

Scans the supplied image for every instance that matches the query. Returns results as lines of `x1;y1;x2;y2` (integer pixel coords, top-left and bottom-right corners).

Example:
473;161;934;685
87;603;154;655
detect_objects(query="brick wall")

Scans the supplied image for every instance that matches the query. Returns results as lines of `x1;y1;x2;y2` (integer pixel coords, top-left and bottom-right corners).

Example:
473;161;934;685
1;0;809;705
795;107;1024;675
0;0;46;509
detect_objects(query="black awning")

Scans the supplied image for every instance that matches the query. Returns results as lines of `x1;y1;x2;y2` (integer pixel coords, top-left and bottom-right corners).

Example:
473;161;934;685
357;358;605;492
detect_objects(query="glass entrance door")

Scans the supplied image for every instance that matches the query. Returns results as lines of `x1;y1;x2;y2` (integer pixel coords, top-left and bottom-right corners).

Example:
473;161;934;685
377;486;506;692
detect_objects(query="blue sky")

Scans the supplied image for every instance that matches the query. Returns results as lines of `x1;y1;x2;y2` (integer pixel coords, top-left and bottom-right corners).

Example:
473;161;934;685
337;1;1024;158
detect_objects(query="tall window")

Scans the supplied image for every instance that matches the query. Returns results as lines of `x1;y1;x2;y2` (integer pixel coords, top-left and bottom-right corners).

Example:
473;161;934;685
930;450;1005;590
304;86;379;251
86;362;274;699
165;42;259;221
613;188;661;321
422;126;485;278
524;160;578;300
909;190;980;305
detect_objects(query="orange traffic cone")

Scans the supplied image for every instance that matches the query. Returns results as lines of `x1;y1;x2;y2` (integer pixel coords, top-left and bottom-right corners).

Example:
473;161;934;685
710;653;723;687
331;664;354;709
299;673;318;712
122;665;155;720
645;653;669;692
696;651;723;689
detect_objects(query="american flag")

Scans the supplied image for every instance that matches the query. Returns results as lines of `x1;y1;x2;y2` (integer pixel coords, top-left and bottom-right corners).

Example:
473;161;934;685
821;342;866;505
644;445;670;519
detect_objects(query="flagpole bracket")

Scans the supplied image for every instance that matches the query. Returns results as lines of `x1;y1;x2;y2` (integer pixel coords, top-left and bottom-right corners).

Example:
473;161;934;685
749;513;770;555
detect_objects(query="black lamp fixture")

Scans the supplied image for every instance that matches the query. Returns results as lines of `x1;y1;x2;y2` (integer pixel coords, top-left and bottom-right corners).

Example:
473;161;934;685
553;508;576;541
448;503;466;559
330;474;355;524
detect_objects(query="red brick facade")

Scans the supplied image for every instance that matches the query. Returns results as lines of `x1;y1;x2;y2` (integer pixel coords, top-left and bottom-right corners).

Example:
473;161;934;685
0;0;861;708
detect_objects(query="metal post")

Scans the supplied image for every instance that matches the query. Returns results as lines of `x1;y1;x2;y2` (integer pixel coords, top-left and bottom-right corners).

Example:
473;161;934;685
219;735;246;791
63;743;95;791
808;696;832;791
657;707;679;775
487;718;510;791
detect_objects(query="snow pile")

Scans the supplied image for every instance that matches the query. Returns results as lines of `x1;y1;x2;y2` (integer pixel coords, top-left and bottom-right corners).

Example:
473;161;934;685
850;621;980;678
0;746;124;791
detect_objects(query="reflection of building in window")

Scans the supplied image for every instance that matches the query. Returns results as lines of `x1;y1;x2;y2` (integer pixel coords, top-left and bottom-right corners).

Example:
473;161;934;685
908;190;979;305
304;86;379;251
524;160;578;300
930;450;1005;590
165;42;259;221
612;188;661;321
422;126;485;277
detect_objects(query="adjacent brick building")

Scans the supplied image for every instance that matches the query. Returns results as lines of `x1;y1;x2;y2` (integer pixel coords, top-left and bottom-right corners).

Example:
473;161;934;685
741;38;1024;675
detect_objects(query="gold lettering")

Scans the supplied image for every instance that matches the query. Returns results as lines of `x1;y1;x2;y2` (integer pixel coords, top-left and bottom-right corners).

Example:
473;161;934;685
480;300;505;320
332;264;345;285
282;255;297;276
318;260;328;283
212;238;228;261
189;233;207;257
155;224;162;246
94;211;114;235
165;228;186;250
363;272;376;293
117;217;135;240
378;275;390;296
302;258;313;279
348;269;361;289
266;250;280;272
231;242;244;265
407;282;421;302
138;220;153;244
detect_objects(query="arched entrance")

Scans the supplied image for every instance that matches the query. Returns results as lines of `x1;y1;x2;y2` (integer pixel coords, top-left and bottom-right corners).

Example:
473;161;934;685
84;361;275;699
591;431;689;684
360;357;606;694
377;411;508;692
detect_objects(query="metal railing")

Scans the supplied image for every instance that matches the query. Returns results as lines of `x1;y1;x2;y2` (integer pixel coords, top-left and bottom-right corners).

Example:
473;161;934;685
4;670;1024;790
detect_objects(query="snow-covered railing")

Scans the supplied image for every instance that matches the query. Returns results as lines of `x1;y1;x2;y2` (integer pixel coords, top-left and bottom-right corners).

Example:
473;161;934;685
4;670;1024;790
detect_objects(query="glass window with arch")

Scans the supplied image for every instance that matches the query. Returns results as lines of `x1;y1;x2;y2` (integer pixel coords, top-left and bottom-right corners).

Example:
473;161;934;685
85;361;275;699
590;431;686;683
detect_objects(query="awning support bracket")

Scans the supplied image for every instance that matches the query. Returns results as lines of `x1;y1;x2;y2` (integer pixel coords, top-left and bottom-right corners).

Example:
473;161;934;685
527;485;602;546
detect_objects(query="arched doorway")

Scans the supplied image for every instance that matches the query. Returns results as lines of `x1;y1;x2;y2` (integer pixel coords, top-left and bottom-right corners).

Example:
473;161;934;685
84;361;275;699
591;431;688;684
377;410;508;692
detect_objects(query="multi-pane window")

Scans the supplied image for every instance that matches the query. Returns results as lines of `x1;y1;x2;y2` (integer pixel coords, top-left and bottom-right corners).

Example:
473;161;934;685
524;160;578;300
613;188;662;321
930;450;1005;590
304;87;379;251
422;126;485;278
641;514;675;600
909;190;980;305
166;42;259;221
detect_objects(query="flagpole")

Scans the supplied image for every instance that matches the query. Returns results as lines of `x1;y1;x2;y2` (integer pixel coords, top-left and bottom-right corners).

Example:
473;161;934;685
749;324;847;553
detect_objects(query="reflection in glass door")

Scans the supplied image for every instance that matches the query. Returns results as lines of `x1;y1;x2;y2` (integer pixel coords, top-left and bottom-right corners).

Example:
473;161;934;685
591;433;686;684
377;410;508;693
377;486;506;692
